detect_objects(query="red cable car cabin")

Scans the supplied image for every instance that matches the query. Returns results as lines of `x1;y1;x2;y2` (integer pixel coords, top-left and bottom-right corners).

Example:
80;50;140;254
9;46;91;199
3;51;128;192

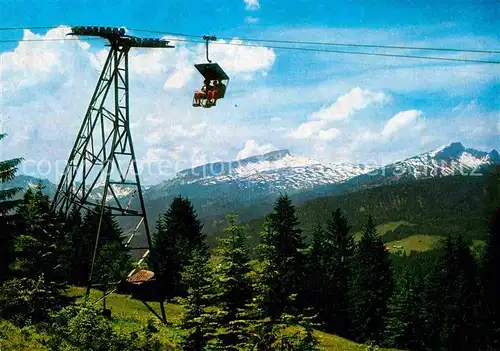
192;63;229;108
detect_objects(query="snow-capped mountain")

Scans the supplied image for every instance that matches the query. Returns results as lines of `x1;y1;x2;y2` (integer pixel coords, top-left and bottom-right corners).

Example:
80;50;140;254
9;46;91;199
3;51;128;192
5;142;498;229
144;149;376;200
344;142;500;189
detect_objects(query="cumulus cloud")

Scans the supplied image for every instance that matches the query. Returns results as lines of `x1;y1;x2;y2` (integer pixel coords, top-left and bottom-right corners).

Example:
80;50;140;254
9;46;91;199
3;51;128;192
207;39;275;76
310;87;389;122
244;0;260;11
381;109;423;138
237;140;276;159
288;87;388;141
288;120;327;139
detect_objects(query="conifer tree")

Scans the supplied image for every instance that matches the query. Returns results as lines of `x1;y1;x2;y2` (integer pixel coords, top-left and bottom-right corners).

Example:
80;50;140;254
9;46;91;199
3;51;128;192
179;249;216;351
384;269;424;350
421;234;481;350
0;133;23;215
481;208;500;349
308;209;355;335
348;215;393;343
257;194;307;319
150;216;183;299
150;195;206;299
74;208;131;286
211;215;252;348
13;186;71;284
0;133;23;283
308;224;326;322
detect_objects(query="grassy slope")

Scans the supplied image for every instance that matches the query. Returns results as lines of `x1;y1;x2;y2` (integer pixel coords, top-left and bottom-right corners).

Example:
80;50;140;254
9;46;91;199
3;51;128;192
64;287;399;351
385;235;442;254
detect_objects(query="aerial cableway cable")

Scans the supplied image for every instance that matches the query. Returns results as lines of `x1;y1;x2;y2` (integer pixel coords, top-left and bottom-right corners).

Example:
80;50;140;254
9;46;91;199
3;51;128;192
0;26;499;64
128;27;500;55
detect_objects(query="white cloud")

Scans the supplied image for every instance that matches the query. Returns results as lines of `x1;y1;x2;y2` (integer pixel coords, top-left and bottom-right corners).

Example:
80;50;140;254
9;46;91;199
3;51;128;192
317;128;341;140
245;16;259;24
236;140;276;159
244;0;260;11
310;87;389;121
288;120;327;139
381;109;423;137
288;87;388;141
207;39;275;76
164;65;195;89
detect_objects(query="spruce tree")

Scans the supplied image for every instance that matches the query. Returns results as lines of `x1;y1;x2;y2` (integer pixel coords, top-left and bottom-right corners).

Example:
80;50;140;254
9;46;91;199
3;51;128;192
211;215;252;348
150;195;206;299
0;133;23;215
308;209;355;336
421;234;481;350
0;133;23;283
481;208;500;349
13;187;71;284
150;216;183;300
257;194;307;319
384;269;424;350
178;249;216;350
348;215;393;343
308;224;326;324
75;208;132;286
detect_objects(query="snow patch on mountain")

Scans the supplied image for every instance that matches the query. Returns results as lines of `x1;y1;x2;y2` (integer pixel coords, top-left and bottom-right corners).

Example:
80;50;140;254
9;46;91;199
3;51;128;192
145;149;377;200
362;142;499;181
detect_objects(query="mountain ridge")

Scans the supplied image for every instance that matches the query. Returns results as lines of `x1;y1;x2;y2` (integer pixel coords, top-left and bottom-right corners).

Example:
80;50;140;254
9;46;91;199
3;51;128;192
4;142;499;233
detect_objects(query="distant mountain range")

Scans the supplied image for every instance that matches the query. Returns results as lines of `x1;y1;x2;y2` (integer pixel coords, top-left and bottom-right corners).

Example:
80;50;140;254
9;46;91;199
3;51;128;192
144;149;375;201
4;142;499;232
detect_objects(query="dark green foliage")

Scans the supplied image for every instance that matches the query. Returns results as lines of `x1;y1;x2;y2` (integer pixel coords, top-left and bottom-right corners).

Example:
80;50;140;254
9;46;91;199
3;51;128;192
69;209;131;286
297;175;492;243
349;216;393;343
235;311;319;350
481;207;500;349
244;175;493;245
0;276;67;327
0;188;70;327
178;249;216;351
211;215;252;348
308;209;355;336
150;195;206;300
0;134;23;215
384;269;424;350
0;134;23;283
13;187;71;284
483;165;500;228
65;209;85;285
50;303;120;351
48;301;166;351
420;234;481;350
257;194;307;319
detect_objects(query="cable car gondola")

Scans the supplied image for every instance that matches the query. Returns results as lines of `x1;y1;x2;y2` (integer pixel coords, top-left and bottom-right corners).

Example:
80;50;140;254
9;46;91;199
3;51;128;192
192;35;230;108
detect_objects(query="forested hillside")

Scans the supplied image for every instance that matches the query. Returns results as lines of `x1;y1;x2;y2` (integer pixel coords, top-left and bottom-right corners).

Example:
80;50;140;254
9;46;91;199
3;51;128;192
244;172;494;245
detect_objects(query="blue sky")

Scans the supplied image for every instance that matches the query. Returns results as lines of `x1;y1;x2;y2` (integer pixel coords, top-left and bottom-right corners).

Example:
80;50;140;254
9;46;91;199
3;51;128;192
0;0;499;184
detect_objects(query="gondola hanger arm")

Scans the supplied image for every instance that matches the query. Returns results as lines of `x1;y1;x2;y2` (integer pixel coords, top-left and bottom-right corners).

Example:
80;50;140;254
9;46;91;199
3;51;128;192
203;35;217;63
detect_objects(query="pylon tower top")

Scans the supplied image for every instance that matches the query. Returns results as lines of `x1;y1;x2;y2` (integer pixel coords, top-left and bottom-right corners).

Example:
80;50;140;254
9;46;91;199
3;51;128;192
68;26;175;48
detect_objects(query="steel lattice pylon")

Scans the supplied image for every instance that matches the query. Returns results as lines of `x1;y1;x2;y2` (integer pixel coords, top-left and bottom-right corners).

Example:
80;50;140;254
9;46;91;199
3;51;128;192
52;26;174;323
